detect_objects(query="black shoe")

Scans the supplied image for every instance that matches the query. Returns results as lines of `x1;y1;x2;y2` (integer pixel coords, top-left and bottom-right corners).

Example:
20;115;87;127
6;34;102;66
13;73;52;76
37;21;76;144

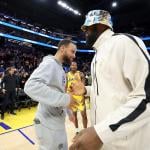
76;132;79;135
10;112;16;115
1;114;4;120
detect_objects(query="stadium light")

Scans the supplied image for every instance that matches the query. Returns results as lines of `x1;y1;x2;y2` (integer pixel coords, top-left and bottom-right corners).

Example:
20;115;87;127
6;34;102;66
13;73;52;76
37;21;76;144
57;0;81;16
112;1;118;8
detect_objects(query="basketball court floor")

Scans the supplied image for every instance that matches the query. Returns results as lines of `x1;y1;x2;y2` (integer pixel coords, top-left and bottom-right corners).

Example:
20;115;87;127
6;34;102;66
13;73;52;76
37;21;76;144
0;102;90;150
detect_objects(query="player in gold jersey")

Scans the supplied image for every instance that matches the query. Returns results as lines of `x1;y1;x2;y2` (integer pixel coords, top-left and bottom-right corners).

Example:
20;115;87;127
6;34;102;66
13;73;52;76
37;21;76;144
66;61;87;134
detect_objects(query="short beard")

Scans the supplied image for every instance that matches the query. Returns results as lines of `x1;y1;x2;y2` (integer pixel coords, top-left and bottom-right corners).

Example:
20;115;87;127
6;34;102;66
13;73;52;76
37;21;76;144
63;55;72;65
86;26;100;48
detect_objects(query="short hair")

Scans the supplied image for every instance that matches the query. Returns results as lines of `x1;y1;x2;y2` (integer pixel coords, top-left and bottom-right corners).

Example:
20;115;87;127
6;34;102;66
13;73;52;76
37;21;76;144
58;39;74;50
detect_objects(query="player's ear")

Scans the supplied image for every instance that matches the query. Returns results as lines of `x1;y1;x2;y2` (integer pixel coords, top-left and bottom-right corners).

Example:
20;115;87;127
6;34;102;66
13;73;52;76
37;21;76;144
60;45;65;53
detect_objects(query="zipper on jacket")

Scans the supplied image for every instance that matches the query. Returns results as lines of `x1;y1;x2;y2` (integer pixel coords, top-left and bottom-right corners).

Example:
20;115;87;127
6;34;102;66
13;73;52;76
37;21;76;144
94;52;99;96
92;60;96;124
93;51;99;124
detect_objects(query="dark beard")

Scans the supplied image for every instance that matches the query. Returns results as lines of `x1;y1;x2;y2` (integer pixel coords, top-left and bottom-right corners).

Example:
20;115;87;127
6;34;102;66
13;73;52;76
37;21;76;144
86;26;100;48
63;55;72;65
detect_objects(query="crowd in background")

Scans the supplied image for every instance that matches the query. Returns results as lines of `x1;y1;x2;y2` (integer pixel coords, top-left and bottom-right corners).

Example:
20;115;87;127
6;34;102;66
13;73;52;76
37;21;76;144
0;41;92;119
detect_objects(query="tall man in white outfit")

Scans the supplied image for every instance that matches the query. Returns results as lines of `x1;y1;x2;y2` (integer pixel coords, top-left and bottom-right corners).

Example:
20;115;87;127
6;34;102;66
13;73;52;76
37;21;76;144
69;10;150;150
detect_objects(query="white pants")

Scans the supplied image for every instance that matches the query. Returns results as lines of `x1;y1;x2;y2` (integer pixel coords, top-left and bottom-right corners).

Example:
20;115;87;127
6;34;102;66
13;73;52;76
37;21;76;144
34;123;68;150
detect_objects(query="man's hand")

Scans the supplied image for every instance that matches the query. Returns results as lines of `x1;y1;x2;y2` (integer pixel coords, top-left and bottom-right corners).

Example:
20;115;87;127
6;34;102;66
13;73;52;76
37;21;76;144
70;81;86;96
69;127;103;150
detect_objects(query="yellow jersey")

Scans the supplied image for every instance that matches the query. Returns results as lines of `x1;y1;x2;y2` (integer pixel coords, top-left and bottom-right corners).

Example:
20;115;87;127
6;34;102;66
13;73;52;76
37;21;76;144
67;71;81;93
66;71;85;112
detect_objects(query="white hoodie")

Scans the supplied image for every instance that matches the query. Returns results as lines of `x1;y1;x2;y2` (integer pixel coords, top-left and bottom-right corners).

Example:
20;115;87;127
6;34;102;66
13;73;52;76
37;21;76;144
87;29;150;150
